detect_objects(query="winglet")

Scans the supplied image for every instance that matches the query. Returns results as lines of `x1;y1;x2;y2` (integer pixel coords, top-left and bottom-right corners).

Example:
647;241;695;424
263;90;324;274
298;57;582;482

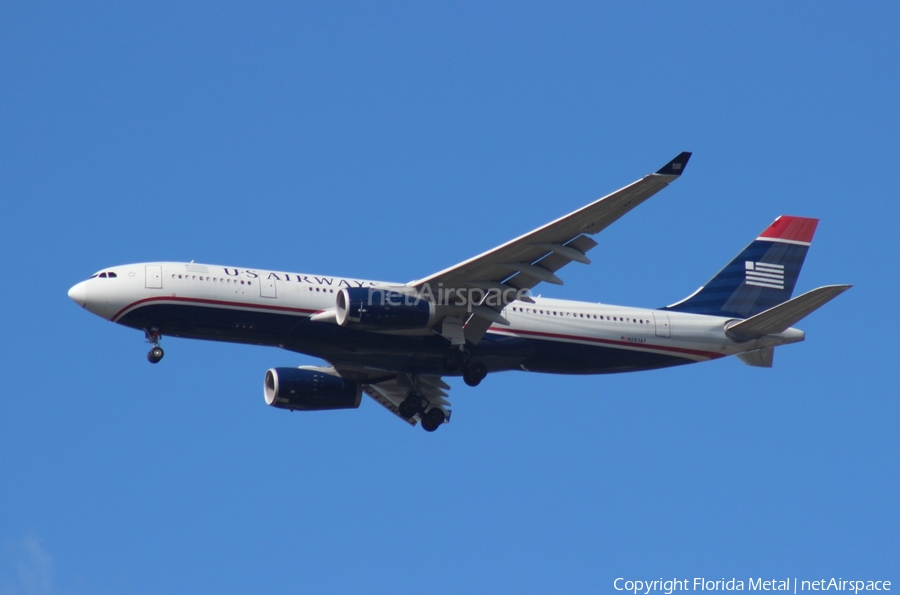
655;151;692;176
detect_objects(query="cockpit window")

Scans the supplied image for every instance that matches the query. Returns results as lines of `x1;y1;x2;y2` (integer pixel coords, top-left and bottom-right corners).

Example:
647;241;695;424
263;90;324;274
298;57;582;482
99;273;108;278
108;272;117;278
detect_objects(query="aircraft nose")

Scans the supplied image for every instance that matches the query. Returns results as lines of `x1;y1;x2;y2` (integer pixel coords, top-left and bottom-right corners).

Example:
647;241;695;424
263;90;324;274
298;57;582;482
68;281;87;307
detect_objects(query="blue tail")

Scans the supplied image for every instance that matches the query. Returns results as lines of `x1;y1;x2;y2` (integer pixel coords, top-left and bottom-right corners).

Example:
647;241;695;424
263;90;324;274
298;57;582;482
664;216;819;319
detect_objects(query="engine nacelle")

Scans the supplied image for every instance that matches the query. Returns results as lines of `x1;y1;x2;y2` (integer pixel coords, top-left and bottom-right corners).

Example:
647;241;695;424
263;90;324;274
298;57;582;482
264;367;362;411
335;287;435;330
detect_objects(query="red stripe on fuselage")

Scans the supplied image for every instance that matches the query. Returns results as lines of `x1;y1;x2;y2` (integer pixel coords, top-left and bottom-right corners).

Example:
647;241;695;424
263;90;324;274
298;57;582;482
486;326;724;360
114;297;724;360
112;295;318;322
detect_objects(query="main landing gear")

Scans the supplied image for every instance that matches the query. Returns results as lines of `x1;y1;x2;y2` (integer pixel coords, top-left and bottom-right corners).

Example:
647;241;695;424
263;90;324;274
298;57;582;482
420;407;446;433
399;393;427;420
399;392;447;433
463;361;487;387
444;347;488;387
145;328;164;364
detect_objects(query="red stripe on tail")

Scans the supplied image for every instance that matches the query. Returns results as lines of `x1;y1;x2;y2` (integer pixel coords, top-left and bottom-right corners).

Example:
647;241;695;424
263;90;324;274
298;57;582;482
758;215;819;244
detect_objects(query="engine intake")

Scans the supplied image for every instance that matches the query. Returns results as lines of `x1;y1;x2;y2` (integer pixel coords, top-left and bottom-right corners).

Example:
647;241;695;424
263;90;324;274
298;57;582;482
264;367;362;411
335;287;434;330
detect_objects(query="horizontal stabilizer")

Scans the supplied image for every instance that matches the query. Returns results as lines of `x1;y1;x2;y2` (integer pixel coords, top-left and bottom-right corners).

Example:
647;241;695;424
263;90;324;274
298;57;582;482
737;348;774;368
726;284;852;339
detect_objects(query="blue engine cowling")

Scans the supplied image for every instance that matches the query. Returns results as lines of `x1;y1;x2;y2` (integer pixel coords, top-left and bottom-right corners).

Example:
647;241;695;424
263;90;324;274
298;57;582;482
335;287;434;330
264;367;362;411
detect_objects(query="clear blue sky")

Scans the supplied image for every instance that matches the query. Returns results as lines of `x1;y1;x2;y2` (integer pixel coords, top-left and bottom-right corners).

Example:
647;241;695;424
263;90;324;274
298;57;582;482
2;3;897;593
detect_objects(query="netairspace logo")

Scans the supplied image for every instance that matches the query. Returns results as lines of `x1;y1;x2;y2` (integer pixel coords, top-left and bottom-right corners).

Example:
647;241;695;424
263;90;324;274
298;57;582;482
613;577;892;594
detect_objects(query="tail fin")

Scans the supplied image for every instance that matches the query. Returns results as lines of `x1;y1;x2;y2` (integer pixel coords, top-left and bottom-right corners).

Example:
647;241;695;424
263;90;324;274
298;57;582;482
665;216;819;318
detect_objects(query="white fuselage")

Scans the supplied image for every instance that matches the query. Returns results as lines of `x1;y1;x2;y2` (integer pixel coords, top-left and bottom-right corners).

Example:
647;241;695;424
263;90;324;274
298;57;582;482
69;261;805;375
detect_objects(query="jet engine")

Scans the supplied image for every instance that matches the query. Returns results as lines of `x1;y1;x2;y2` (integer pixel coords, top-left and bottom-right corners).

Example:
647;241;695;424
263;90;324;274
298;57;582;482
335;287;435;330
264;367;362;411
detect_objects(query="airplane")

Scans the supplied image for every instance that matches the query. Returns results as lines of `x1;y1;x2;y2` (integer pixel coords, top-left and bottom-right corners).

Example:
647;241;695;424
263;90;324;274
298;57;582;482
67;152;851;432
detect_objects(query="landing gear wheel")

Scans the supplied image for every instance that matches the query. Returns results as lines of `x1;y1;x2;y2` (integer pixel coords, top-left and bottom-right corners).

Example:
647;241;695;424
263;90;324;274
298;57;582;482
444;347;467;371
144;328;164;364
463;361;487;387
147;346;164;364
399;393;426;419
421;408;446;432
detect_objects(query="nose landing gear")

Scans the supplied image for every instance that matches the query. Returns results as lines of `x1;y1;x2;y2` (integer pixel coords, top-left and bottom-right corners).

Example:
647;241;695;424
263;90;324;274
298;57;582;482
147;346;164;364
145;328;164;364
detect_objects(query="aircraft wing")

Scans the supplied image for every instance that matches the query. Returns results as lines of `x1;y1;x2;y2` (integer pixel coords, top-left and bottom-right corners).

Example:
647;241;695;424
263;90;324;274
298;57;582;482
408;152;692;342
331;364;451;427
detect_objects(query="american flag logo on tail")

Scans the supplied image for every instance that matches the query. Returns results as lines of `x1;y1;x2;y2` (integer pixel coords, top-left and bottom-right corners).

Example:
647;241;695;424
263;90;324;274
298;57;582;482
745;261;785;289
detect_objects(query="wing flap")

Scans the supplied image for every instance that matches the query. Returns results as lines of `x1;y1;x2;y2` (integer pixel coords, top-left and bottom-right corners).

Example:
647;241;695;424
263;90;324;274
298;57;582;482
364;384;417;426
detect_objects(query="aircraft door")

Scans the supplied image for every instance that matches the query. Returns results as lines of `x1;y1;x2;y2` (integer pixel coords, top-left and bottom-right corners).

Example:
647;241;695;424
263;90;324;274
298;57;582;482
653;312;671;338
260;277;277;299
145;265;162;289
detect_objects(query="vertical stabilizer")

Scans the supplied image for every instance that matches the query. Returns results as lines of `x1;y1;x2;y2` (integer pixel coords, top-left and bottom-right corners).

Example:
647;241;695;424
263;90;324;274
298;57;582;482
665;216;818;318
